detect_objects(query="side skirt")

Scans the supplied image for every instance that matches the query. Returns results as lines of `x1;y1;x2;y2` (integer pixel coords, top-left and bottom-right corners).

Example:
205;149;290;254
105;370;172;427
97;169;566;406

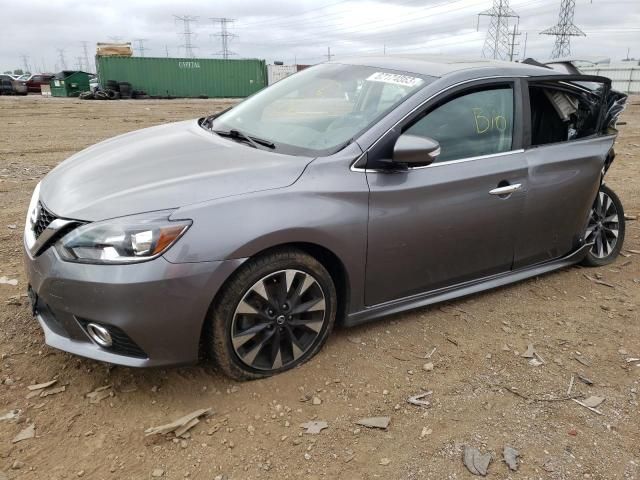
344;244;591;327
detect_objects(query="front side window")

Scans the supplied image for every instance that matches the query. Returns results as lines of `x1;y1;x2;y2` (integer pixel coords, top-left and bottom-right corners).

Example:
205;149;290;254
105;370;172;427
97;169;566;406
405;86;514;163
212;64;434;156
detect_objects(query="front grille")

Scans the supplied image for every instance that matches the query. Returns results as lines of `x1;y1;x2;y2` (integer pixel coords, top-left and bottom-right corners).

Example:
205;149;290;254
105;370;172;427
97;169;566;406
34;202;57;239
77;319;148;359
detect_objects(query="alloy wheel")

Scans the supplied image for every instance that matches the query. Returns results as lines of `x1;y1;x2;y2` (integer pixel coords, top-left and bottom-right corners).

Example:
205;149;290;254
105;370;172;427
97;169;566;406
231;269;326;371
585;189;620;259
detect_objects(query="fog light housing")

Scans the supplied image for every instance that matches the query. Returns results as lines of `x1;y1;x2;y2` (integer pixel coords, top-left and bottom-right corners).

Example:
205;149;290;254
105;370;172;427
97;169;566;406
86;323;113;347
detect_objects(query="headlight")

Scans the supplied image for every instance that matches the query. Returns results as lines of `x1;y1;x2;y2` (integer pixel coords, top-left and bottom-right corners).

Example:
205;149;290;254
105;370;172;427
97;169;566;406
56;211;191;264
24;182;41;250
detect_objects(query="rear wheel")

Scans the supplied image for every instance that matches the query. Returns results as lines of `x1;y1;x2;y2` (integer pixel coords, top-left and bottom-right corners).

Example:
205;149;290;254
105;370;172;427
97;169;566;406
207;249;337;380
581;184;625;267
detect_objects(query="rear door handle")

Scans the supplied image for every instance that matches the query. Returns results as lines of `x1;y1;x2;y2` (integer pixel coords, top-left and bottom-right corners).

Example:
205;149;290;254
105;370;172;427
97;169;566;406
489;183;522;196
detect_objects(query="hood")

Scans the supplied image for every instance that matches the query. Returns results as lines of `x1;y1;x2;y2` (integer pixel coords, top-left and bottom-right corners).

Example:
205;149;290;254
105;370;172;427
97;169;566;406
40;120;313;221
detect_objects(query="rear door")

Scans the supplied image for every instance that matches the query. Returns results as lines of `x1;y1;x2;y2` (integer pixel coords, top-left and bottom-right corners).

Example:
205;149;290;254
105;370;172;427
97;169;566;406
513;75;616;267
364;79;528;306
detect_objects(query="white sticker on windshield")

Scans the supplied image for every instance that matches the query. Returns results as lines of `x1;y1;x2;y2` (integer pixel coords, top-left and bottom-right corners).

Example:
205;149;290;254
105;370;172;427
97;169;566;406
366;72;424;88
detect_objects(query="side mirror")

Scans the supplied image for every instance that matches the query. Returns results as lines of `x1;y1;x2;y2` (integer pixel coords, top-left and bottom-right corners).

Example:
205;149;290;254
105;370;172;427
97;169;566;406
392;134;440;166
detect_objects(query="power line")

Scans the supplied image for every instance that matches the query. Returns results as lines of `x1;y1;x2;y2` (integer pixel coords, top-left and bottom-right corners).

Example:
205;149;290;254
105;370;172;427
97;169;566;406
478;0;520;60
210;17;236;59
541;0;585;58
75;56;84;71
133;38;150;57
237;0;353;28
174;15;198;58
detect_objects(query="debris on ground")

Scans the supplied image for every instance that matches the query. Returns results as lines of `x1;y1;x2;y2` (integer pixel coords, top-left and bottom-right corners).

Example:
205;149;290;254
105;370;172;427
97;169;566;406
311;396;322;405
0;409;21;422
86;385;113;404
583;273;615;288
144;408;212;437
0;276;18;286
574;355;592;367
577;374;594;385
463;446;492;476
522;343;546;364
503;446;520;471
423;362;434;371
38;385;66;398
567;375;575;395
420;427;433;438
300;421;328;434
151;468;164;477
407;391;432;407
27;379;57;391
347;336;362;344
581;396;605;408
572;396;605;415
379;458;391;466
355;417;391;429
12;424;35;443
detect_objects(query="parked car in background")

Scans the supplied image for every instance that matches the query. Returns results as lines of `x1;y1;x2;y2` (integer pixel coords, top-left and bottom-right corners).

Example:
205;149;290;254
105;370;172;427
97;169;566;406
26;73;54;93
24;56;628;380
0;74;27;95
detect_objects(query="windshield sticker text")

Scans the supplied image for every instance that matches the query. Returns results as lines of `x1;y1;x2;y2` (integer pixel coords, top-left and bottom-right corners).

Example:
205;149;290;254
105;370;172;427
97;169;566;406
366;72;423;88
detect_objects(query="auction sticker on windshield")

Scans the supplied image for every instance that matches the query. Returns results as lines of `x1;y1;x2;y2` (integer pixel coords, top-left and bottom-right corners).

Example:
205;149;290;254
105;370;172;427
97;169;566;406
366;72;424;88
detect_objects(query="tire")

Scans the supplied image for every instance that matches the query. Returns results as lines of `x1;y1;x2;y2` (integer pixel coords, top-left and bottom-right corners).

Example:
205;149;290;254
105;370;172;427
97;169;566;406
207;248;337;380
106;80;119;91
118;82;132;99
581;184;625;267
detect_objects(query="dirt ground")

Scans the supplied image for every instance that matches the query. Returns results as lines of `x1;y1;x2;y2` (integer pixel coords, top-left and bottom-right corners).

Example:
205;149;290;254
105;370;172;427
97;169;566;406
0;95;639;480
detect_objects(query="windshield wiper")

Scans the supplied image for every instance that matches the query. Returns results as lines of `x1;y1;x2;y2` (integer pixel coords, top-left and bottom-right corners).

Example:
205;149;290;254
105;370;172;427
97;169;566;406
212;129;275;150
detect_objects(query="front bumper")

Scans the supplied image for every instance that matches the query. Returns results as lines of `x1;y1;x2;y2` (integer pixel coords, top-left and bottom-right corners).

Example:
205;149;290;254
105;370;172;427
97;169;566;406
24;242;244;367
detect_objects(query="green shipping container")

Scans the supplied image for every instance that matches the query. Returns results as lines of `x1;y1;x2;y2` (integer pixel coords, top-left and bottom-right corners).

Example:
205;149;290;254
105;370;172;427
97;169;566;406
96;56;267;98
50;71;91;97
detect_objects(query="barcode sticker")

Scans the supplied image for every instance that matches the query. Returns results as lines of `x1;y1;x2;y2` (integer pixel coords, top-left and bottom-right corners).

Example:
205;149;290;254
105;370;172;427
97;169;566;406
366;72;424;88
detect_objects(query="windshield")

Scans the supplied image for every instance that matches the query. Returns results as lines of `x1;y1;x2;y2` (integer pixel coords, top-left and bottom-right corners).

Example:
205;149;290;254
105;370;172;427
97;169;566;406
211;63;433;156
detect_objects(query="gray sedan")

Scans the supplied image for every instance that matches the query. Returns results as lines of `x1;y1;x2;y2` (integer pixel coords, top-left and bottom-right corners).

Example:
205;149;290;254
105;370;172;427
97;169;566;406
23;56;627;379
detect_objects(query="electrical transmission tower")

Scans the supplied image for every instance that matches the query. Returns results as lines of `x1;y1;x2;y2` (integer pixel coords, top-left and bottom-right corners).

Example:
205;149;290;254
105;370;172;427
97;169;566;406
56;49;67;70
134;38;149;57
174;15;198;58
75;56;84;70
541;0;585;59
19;54;31;73
326;47;334;61
478;0;520;61
210;18;236;59
81;41;92;72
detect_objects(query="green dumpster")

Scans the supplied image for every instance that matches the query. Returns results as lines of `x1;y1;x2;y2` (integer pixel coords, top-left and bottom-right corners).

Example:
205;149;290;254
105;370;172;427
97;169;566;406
50;71;90;97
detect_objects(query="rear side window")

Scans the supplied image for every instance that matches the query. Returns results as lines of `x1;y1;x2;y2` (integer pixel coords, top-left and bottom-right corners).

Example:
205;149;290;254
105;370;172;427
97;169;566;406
405;86;514;163
529;84;602;146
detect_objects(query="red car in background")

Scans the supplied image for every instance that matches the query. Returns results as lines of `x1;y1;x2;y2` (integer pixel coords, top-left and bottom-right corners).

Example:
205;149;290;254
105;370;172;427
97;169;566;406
25;74;54;93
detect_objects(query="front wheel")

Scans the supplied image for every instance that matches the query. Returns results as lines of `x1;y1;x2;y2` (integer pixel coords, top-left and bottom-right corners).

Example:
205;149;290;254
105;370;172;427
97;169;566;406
207;249;337;380
581;184;625;267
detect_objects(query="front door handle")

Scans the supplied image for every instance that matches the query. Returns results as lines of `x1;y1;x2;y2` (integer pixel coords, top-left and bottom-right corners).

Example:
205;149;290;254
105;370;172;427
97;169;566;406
489;183;522;196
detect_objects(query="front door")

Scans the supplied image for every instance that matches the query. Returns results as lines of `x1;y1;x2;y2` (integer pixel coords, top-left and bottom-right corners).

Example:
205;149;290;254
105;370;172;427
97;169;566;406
365;81;527;306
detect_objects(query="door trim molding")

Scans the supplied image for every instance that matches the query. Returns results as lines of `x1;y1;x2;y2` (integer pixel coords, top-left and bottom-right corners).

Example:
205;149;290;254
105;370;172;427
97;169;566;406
353;148;526;173
344;242;590;327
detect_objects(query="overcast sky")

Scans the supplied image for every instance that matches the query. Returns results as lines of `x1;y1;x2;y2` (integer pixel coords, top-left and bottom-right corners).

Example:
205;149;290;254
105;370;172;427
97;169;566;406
1;0;639;73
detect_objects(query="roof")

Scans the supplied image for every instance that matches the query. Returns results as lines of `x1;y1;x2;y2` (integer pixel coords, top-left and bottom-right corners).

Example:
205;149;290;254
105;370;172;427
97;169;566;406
331;54;557;78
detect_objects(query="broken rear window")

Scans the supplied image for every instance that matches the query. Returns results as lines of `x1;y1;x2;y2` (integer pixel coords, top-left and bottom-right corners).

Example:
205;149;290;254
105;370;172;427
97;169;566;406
529;80;627;147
